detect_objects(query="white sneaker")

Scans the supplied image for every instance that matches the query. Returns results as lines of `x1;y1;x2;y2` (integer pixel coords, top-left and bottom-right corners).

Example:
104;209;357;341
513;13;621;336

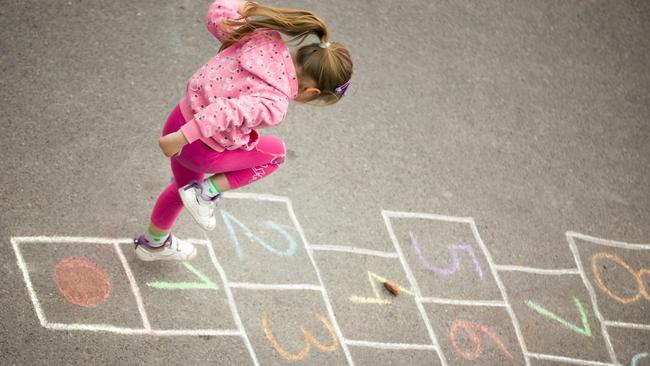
178;180;218;231
134;234;197;261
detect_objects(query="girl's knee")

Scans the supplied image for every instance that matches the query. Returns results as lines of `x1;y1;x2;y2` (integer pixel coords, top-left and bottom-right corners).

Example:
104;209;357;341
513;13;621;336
256;136;286;165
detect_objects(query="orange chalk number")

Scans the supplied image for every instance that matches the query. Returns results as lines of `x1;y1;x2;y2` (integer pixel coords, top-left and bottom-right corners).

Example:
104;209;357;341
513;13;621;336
262;313;339;361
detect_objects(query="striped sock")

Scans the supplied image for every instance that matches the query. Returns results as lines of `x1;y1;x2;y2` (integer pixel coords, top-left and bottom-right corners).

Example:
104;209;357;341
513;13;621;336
144;227;169;247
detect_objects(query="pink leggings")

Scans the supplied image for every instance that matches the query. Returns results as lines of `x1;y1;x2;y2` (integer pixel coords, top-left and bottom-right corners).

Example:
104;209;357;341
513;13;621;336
150;104;286;230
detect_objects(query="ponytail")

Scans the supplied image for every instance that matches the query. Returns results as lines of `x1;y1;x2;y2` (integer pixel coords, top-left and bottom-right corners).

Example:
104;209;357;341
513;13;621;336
219;2;329;51
221;1;353;105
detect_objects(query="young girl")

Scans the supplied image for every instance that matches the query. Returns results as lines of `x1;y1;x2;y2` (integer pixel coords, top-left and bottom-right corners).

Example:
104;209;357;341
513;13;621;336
133;0;353;261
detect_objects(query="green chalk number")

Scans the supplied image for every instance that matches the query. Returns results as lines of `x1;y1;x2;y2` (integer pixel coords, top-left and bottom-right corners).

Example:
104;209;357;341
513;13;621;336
147;262;218;290
526;297;591;337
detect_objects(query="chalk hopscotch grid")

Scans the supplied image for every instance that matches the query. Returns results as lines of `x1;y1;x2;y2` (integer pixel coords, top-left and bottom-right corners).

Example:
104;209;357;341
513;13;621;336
10;192;356;366
11;195;645;366
490;242;621;366
303;217;456;361
382;210;536;366
201;229;260;366
382;211;451;366
308;237;455;363
215;192;355;366
485;231;650;366
566;231;650;365
10;236;242;337
490;264;618;366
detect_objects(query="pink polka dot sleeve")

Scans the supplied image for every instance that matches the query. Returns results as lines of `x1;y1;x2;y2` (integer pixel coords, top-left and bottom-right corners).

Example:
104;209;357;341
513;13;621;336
205;0;241;43
180;85;289;143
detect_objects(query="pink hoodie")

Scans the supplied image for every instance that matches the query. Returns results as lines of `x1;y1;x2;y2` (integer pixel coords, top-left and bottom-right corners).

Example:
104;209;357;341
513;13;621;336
177;0;299;152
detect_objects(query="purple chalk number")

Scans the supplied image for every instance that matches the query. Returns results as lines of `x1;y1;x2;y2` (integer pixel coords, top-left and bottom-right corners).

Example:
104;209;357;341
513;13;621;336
409;231;485;281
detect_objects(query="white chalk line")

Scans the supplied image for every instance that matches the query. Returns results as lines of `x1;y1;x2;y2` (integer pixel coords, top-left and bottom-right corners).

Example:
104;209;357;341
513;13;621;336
603;321;650;330
10;236;237;337
114;242;151;332
470;218;531;366
12;236;133;245
11;211;644;366
203;232;260;366
287;199;355;366
344;339;438;351
152;329;241;336
382;210;473;224
186;238;211;246
567;235;619;365
526;352;616;366
381;211;447;366
494;264;581;275
229;282;323;292
45;322;240;336
310;244;399;259
10;238;48;328
419;297;507;307
222;191;289;203
11;236;209;246
566;231;650;250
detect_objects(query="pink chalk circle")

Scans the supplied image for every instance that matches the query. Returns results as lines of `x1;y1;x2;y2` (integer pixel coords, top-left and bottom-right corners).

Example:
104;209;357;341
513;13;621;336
53;257;111;308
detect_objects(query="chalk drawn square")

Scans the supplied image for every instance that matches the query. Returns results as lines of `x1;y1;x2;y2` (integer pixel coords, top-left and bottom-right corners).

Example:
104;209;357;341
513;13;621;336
231;289;349;365
383;212;503;301
422;303;526;366
313;250;431;344
500;270;613;363
121;242;236;331
348;347;442;366
12;238;144;330
205;195;319;285
606;327;650;366
567;233;650;327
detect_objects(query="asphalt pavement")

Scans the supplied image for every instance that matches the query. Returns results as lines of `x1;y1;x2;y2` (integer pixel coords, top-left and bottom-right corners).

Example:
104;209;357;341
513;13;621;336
1;0;648;365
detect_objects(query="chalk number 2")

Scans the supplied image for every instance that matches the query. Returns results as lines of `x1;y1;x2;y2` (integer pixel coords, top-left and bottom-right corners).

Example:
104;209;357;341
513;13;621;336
220;210;298;259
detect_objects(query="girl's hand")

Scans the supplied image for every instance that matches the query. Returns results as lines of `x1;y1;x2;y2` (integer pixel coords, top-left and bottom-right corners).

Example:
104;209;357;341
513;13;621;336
158;131;188;157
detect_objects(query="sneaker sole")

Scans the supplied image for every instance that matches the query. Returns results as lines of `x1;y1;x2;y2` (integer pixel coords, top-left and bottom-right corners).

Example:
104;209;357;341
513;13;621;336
178;186;217;231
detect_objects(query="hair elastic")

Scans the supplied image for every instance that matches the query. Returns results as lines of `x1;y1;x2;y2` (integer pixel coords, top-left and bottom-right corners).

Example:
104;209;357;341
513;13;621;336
335;79;351;97
319;42;331;49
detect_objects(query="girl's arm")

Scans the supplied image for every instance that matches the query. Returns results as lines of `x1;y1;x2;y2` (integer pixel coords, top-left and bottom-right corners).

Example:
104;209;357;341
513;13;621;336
205;0;245;42
179;91;288;145
159;89;286;157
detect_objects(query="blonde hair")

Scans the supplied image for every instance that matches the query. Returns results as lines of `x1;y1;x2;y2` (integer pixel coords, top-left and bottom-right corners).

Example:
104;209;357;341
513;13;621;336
220;1;353;105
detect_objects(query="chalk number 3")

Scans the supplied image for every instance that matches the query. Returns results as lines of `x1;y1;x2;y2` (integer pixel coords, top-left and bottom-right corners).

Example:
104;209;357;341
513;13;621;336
262;313;339;361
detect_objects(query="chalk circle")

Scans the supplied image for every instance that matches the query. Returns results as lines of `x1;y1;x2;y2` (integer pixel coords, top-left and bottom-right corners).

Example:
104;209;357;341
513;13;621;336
53;256;111;308
591;252;648;304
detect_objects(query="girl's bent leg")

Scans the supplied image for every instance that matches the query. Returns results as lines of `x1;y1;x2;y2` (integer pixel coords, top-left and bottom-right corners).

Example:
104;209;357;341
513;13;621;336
223;163;282;189
150;158;203;230
204;135;287;190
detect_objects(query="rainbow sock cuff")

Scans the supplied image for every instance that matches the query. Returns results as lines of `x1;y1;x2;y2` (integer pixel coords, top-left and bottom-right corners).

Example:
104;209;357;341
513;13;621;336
147;228;169;243
206;176;221;197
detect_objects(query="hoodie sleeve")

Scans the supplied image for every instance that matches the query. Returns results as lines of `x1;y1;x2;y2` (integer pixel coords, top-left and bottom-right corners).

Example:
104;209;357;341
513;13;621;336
205;0;241;43
180;86;288;143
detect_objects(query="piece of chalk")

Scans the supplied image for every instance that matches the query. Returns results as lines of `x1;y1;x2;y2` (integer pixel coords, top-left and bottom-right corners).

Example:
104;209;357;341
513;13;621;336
384;281;399;296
